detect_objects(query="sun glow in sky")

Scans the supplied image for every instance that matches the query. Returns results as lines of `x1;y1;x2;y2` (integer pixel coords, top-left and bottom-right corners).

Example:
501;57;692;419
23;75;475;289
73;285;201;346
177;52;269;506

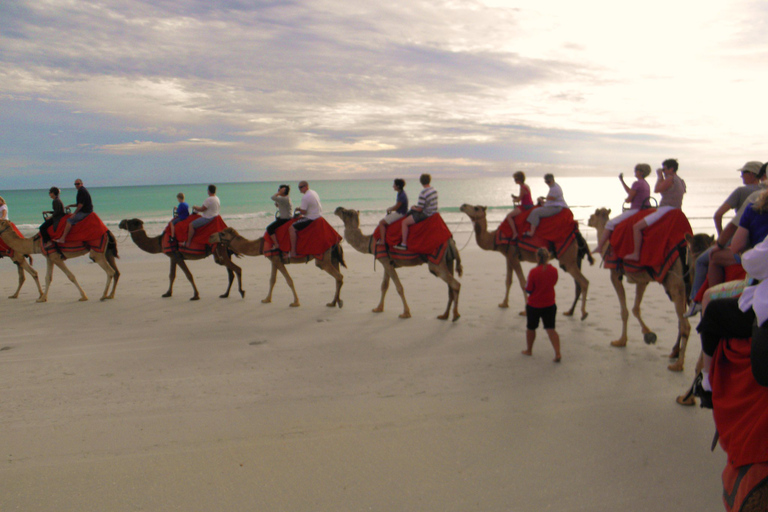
1;0;767;189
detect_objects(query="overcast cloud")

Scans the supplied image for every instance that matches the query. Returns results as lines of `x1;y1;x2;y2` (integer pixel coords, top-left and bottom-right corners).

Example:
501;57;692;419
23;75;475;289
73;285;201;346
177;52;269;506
1;0;767;188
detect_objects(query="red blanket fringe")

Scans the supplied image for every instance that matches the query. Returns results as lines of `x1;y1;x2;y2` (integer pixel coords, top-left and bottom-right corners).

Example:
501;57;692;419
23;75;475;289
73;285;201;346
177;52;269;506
263;217;342;260
694;265;748;303
43;213;110;255
712;337;768;510
372;213;452;264
604;209;692;282
494;208;578;258
162;215;228;256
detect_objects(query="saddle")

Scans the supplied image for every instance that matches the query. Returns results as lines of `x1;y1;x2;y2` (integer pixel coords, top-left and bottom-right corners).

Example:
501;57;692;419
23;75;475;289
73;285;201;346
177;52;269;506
263;217;342;259
162;215;227;256
0;222;25;257
44;213;110;255
496;207;578;258
372;213;452;264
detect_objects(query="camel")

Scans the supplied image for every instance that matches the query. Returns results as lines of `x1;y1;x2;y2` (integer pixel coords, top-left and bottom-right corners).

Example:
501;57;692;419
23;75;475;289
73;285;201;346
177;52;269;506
459;204;591;319
1;245;43;300
333;207;461;321
208;227;345;308
119;218;244;301
0;219;119;302
588;208;692;371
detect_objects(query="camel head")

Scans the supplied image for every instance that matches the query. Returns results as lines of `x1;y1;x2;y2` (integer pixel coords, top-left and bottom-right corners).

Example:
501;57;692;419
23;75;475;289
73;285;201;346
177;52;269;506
587;208;611;230
119;218;144;232
685;233;715;258
209;227;240;245
334;207;360;229
0;219;12;238
459;204;487;222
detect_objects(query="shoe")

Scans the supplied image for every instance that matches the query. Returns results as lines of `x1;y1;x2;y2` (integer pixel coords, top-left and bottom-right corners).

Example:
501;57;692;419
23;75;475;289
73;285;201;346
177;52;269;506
393;244;407;251
684;302;702;318
692;372;713;409
168;236;177;244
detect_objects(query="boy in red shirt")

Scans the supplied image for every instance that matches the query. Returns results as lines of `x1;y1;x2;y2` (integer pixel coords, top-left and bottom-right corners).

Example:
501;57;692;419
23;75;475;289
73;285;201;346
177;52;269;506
523;248;562;362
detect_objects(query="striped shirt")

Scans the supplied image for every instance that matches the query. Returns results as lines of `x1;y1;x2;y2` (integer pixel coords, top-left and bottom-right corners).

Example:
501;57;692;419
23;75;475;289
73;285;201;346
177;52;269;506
417;186;438;216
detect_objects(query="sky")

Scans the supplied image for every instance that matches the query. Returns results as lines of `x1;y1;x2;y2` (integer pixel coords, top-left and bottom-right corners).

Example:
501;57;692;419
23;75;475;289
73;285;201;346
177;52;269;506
1;0;767;189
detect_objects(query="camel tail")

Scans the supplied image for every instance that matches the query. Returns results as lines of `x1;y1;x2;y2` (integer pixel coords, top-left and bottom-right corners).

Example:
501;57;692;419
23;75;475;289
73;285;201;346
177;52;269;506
679;244;692;299
107;231;120;259
574;230;594;266
449;238;463;277
333;243;347;268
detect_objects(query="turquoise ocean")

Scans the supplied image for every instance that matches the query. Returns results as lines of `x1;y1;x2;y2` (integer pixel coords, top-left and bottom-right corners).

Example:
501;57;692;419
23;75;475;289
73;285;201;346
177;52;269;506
0;176;737;245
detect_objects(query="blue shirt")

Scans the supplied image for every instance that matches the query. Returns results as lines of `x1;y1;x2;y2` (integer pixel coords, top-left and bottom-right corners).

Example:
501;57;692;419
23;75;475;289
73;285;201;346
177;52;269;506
176;202;190;220
740;203;768;247
396;190;408;215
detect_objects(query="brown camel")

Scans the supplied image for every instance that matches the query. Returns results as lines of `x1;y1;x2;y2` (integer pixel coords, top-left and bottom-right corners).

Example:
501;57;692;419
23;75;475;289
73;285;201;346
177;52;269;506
334;207;461;321
119;218;244;301
208;227;345;308
1;247;43;300
459;204;591;319
588;208;692;371
0;219;119;302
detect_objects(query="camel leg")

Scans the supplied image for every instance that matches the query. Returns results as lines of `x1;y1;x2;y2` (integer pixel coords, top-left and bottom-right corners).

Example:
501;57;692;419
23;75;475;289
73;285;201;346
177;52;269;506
262;260;279;304
562;280;581;317
676;352;705;405
173;256;199;301
499;256;513;309
105;251;120;299
563;262;589;320
163;258;177;297
92;252;117;301
265;258;300;307
8;259;27;299
220;265;234;298
609;271;629;347
23;258;44;299
318;260;344;308
436;268;461;322
372;271;391;313
46;257;88;302
386;264;411;319
667;283;691;372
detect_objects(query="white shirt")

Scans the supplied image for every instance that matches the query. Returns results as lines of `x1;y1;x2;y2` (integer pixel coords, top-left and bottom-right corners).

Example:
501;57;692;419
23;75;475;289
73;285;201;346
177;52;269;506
300;189;322;220
0;204;7;220
201;196;220;219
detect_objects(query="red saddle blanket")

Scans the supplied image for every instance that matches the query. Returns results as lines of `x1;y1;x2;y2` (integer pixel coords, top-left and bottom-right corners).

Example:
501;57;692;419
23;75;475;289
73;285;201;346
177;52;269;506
0;222;25;257
372;213;452;264
495;207;578;258
605;209;692;282
44;213;110;255
162;215;228;256
712;337;768;511
263;217;342;259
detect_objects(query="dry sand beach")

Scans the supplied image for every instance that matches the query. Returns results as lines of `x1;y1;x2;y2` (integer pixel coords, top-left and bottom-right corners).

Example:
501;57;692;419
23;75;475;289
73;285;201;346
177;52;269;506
0;231;725;511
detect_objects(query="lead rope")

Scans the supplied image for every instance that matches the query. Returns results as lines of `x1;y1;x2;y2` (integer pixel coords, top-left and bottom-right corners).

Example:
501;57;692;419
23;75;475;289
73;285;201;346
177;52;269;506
457;215;474;251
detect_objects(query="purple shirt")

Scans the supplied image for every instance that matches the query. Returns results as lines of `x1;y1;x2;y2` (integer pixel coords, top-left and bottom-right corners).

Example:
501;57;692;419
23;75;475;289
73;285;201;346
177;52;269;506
630;179;651;210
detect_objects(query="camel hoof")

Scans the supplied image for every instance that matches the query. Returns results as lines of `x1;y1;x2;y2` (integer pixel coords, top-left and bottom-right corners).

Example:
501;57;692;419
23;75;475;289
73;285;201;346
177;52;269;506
518;310;526;316
437;314;449;320
79;297;89;302
162;292;172;298
36;298;47;303
240;290;245;298
668;347;680;359
219;294;229;299
643;332;657;345
261;298;272;304
676;394;696;406
399;312;411;319
289;302;300;308
372;307;384;313
562;311;574;317
668;362;684;372
498;303;509;309
338;299;343;309
452;314;461;322
610;340;627;348
190;296;200;301
8;295;18;299
326;302;335;308
581;312;588;321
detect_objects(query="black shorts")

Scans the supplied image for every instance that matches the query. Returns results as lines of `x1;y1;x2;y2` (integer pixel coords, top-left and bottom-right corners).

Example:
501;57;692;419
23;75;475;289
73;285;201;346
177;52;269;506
410;211;429;223
697;297;755;356
292;217;314;231
266;217;291;235
526;304;557;330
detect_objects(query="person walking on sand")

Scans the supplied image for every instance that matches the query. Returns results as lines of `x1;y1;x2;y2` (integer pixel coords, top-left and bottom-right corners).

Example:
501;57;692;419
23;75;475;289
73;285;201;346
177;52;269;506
54;179;93;244
377;178;408;245
525;174;567;238
266;184;293;249
183;184;220;247
522;247;561;362
394;173;437;251
289;181;322;258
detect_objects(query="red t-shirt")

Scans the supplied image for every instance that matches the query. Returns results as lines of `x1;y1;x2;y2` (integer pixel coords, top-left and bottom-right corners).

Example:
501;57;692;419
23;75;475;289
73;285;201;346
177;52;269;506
526;264;558;308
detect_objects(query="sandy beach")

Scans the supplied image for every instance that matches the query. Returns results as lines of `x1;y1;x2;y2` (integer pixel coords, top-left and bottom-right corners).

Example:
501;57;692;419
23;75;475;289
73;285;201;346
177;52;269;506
0;232;725;511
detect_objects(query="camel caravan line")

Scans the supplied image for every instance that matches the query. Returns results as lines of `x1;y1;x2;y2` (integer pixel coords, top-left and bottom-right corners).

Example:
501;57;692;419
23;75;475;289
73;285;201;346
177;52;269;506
3;203;703;369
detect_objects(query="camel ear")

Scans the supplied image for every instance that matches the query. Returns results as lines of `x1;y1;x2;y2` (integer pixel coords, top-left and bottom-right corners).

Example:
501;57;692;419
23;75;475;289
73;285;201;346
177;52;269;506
482;206;487;212
606;209;611;215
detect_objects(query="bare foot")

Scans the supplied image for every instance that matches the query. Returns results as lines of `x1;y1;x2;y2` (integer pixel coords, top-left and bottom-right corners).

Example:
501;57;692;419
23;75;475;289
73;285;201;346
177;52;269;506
624;252;640;261
553;355;561;363
53;238;65;244
521;350;532;356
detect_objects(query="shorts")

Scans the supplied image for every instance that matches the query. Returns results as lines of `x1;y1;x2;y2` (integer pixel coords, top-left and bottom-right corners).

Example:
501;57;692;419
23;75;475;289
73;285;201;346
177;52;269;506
190;216;214;229
382;212;404;224
292;217;314;231
409;211;429;223
171;216;186;225
266;217;291;235
67;211;90;225
526;304;557;330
